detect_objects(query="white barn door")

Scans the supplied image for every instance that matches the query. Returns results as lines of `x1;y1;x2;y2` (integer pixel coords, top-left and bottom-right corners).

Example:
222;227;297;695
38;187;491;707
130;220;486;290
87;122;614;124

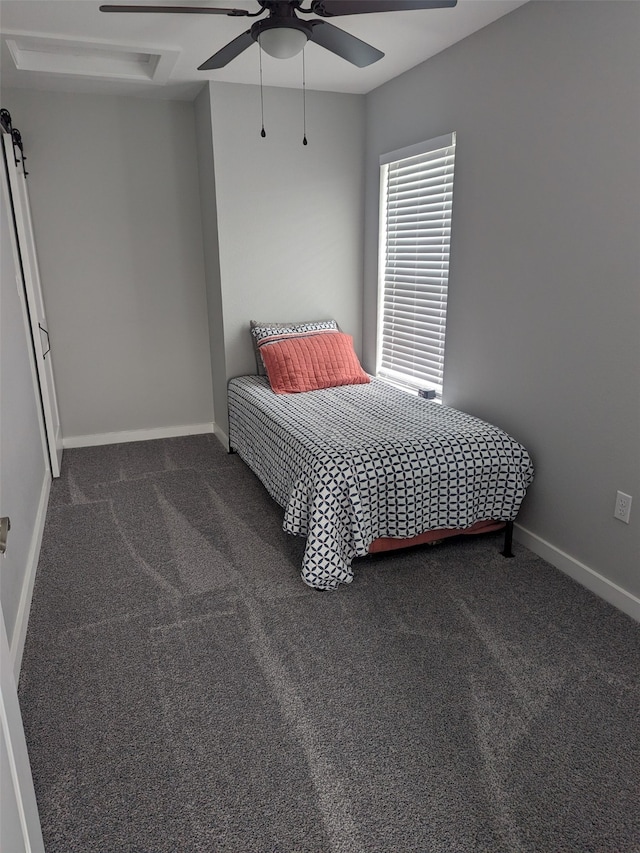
2;130;62;477
0;121;48;851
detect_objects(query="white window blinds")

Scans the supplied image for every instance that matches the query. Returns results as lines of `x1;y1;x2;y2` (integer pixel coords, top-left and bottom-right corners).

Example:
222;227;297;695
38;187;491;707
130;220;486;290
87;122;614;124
377;132;456;399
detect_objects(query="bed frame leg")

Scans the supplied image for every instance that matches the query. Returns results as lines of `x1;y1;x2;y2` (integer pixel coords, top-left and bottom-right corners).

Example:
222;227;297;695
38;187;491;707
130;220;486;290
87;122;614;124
501;521;514;558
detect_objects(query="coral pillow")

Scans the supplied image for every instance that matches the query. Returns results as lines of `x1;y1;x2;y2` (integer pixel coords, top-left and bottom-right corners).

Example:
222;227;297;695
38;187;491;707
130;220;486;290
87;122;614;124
250;319;339;375
260;331;370;394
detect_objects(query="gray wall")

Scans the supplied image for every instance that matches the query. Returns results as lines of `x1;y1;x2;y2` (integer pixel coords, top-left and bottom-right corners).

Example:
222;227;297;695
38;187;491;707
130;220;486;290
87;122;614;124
0;89;214;441
1;81;365;448
207;82;365;385
364;1;640;598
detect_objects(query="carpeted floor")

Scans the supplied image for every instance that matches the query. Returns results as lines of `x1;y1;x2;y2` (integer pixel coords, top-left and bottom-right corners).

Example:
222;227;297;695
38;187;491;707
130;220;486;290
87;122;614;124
18;434;640;852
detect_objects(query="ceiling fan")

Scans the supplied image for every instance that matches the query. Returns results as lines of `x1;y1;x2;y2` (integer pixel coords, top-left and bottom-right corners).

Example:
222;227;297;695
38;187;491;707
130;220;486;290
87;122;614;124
99;0;457;71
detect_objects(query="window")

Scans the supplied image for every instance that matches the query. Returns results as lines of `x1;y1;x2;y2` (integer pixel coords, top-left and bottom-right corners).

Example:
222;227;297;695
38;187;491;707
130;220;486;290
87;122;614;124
377;132;456;400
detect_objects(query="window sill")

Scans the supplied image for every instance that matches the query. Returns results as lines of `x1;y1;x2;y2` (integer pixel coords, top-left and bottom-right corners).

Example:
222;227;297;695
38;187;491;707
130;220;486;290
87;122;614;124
376;376;442;404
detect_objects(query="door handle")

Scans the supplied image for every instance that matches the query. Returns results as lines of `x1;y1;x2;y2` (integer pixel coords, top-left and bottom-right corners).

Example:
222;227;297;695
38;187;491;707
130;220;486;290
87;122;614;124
0;517;10;555
38;323;51;359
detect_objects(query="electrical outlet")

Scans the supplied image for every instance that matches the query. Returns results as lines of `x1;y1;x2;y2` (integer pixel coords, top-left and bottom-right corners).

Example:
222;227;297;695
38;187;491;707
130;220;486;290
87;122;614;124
614;491;632;524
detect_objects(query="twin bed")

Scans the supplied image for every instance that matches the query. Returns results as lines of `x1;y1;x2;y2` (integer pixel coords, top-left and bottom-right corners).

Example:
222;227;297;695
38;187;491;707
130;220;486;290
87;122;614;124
227;322;534;591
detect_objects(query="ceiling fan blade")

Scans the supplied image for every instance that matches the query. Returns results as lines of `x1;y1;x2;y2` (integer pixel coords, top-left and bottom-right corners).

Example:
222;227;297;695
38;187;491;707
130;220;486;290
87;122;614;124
311;0;457;16
198;29;255;69
99;5;250;15
309;20;383;67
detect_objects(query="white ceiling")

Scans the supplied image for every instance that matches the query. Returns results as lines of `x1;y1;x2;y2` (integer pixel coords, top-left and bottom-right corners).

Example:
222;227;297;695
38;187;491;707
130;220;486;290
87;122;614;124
0;0;528;100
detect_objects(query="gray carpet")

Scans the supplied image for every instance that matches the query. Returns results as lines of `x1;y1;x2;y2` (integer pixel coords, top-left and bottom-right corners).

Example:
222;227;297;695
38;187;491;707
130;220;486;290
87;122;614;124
18;434;640;852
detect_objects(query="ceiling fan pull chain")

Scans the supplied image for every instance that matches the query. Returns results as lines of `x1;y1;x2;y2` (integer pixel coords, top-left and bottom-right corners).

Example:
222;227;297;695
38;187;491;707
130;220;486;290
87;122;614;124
259;35;266;138
302;46;308;146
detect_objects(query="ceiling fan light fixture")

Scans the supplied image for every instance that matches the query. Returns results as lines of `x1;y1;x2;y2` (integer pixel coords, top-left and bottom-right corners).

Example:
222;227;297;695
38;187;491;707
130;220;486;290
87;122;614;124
259;27;307;59
253;18;312;60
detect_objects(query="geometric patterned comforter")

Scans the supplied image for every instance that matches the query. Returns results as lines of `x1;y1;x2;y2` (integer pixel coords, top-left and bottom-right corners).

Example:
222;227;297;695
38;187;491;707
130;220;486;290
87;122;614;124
228;376;534;590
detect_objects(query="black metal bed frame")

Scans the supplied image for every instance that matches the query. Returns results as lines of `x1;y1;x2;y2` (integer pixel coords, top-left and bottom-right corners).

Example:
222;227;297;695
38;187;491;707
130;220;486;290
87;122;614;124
501;520;514;558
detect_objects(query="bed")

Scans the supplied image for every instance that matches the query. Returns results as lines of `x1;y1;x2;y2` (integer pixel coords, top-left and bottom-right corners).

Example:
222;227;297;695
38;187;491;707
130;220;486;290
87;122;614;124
228;329;534;591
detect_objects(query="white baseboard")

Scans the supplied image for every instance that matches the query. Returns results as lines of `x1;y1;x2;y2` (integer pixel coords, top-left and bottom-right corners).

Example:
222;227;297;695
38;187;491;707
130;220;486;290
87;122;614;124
11;472;51;678
515;524;640;623
63;423;214;449
213;423;230;452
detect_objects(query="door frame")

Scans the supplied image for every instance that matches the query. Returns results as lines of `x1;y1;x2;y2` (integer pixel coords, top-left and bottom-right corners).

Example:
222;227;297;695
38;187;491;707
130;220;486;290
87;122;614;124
0;607;46;853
